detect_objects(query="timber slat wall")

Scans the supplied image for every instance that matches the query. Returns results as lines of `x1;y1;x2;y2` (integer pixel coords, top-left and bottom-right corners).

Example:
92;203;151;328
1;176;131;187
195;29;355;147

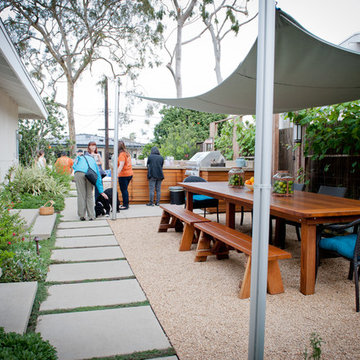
115;168;254;204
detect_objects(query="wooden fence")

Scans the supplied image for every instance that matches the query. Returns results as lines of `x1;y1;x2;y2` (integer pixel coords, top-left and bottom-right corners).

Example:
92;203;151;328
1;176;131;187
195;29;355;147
306;155;360;199
279;128;360;199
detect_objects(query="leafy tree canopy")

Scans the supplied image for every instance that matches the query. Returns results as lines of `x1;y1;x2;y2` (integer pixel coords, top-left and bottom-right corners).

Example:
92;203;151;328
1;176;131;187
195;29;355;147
150;106;225;160
154;106;225;144
214;117;256;160
19;98;70;166
0;0;162;155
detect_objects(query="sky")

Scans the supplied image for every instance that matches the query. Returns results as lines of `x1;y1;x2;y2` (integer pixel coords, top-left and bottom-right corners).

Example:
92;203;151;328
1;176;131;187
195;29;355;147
58;0;360;144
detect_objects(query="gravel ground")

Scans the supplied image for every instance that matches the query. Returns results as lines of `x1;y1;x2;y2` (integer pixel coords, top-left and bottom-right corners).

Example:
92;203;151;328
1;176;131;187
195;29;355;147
109;213;360;359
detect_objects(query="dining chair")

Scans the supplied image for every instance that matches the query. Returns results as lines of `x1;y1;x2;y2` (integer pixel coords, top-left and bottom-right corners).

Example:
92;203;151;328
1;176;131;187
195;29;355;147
318;185;347;198
316;218;360;312
183;176;219;222
285;185;347;244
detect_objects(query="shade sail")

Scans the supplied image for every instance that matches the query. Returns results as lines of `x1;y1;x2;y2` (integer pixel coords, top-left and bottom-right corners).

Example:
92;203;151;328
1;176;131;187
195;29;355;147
142;8;360;115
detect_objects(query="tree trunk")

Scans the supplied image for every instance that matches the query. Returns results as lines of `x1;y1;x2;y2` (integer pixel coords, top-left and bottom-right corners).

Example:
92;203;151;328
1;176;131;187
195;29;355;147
208;23;222;84
66;80;76;157
175;21;183;98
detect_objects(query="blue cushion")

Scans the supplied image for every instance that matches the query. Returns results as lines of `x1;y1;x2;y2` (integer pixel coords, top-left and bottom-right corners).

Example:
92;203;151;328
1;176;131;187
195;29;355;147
319;234;357;259
193;195;215;201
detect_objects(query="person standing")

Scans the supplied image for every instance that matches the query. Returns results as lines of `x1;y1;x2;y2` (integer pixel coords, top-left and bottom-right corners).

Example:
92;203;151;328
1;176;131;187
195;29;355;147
54;151;74;175
146;146;164;206
87;141;105;201
36;150;46;169
73;152;108;221
117;141;133;210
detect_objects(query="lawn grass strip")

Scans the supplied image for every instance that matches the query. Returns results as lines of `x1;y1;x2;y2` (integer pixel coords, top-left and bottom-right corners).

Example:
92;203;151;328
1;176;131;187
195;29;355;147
45;276;136;285
84;347;177;360
38;301;150;315
50;257;126;264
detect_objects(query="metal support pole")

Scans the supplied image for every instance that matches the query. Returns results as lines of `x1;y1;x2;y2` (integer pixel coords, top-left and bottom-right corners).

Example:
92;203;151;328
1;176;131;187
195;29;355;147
111;80;120;220
248;1;276;359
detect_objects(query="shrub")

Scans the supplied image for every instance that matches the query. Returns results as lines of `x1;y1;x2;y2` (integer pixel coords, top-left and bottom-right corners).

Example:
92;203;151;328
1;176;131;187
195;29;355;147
3;165;70;212
0;197;29;251
5;166;68;197
0;245;47;282
0;327;57;360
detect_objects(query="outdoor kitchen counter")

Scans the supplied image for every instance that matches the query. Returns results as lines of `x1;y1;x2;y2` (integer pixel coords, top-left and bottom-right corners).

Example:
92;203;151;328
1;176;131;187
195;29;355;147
107;166;254;204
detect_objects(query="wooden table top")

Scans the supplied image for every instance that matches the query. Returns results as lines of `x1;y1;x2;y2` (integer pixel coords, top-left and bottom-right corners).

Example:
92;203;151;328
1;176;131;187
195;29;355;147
180;181;360;220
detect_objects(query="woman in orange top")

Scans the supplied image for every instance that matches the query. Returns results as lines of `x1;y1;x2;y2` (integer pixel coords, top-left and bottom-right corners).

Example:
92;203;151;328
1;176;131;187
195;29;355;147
117;141;133;210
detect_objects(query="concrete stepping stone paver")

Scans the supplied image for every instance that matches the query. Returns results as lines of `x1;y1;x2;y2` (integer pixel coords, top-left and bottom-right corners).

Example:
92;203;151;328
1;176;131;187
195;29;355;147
55;235;117;248
46;260;133;282
57;226;113;238
57;219;109;229
51;246;124;262
32;213;57;240
9;209;38;229
40;279;146;311
0;282;37;334
36;306;171;360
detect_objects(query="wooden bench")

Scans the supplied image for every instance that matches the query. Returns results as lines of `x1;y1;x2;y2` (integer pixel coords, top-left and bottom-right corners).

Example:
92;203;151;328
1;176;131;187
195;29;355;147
158;204;211;251
194;221;292;299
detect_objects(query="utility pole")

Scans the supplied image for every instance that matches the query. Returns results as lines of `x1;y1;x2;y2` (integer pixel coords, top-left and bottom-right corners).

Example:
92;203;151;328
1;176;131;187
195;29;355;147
104;76;109;170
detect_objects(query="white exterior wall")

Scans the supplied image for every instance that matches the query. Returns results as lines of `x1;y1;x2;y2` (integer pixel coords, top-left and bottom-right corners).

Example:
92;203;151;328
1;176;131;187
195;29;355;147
0;89;18;182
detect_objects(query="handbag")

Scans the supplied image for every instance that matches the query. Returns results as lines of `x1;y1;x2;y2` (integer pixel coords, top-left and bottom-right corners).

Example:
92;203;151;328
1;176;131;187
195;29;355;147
83;155;98;186
98;164;107;179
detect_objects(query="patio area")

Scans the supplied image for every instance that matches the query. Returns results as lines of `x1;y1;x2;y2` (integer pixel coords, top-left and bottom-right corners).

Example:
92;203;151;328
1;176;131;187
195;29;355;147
109;211;360;359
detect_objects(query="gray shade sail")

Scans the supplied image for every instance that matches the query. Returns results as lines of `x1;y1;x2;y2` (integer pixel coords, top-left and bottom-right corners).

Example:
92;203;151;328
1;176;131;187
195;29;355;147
142;9;360;115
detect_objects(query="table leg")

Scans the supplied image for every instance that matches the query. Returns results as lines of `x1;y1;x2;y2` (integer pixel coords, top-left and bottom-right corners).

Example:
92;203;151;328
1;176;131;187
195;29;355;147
300;222;316;295
274;217;286;248
226;202;236;229
186;191;193;211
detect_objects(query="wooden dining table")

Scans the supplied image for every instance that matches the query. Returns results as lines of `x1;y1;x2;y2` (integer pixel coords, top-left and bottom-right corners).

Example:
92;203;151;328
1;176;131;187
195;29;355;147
179;181;360;295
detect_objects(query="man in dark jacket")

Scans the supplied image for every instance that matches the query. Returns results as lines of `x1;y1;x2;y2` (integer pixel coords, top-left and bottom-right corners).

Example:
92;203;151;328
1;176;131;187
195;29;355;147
146;146;164;206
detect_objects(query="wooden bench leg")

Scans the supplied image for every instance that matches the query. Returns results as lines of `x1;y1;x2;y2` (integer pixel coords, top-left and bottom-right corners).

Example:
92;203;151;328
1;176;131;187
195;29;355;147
238;257;285;299
194;232;213;262
158;211;171;232
179;223;195;251
267;260;284;295
239;255;252;299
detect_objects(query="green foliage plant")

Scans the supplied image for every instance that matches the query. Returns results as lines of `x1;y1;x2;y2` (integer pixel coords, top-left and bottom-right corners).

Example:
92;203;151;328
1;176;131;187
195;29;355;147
236;120;256;157
5;165;67;197
0;198;28;251
214;119;234;160
139;142;157;160
18;98;67;166
0;327;57;360
214;118;256;160
286;101;360;162
0;244;47;282
154;106;226;154
303;332;324;360
159;126;199;160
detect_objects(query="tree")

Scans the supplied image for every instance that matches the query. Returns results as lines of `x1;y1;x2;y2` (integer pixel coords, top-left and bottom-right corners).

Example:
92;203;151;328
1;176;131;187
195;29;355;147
162;0;254;96
154;106;225;145
18;98;68;166
164;0;198;97
214;117;255;159
199;0;255;83
160;126;198;160
0;0;161;155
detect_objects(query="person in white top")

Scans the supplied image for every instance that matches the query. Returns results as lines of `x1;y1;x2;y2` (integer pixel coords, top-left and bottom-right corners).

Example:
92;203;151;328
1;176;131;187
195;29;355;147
87;141;104;201
36;150;46;169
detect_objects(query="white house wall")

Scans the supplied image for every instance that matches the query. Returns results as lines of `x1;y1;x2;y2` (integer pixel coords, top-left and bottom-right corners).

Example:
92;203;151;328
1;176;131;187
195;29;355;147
0;88;18;182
